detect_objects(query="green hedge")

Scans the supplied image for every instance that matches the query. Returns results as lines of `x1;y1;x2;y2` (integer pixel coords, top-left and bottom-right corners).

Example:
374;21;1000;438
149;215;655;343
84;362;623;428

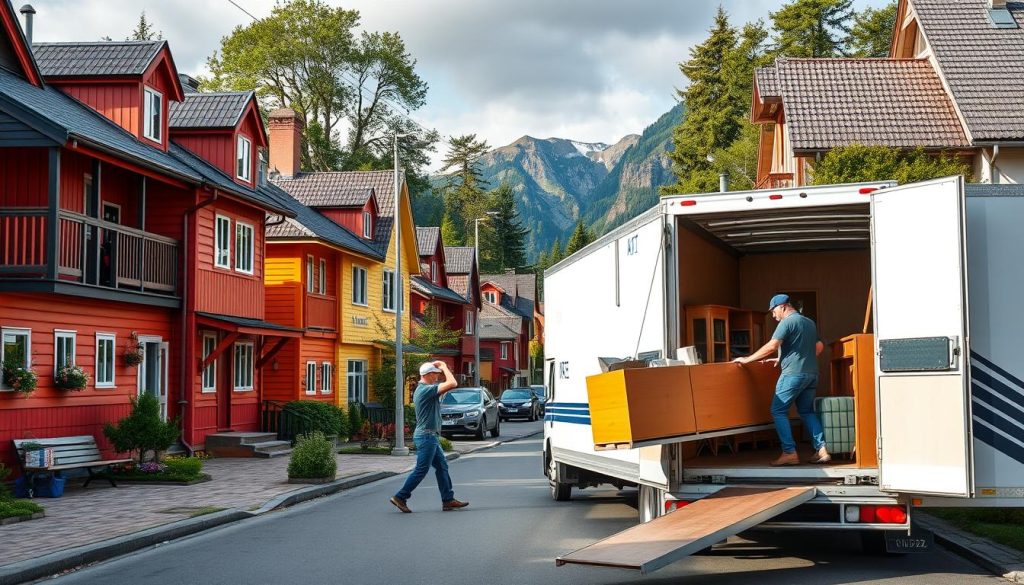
288;432;337;479
283;401;349;438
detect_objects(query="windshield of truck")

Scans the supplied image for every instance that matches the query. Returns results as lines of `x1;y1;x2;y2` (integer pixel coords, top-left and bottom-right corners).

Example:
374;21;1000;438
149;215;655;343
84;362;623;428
441;389;481;405
501;389;531;401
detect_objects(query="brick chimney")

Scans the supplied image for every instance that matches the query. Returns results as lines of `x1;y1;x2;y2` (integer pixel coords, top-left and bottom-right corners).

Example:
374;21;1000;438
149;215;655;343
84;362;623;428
268;108;304;179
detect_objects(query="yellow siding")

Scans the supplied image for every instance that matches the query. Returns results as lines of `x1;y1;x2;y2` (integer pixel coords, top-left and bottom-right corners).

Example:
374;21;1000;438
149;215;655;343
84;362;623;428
338;342;378;406
265;254;301;285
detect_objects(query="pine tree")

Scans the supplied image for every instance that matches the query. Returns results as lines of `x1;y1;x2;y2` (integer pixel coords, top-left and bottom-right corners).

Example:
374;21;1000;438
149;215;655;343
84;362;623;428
548;239;564;265
848;1;897;58
771;0;854;58
484;182;528;272
565;220;595;256
665;7;742;195
440;212;462;247
439;134;490;247
128;11;162;41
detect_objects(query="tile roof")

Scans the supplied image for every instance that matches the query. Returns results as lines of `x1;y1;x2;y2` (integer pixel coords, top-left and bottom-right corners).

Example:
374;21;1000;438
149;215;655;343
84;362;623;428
773;57;969;151
272;171;397;256
447;274;470;300
410;275;468;305
261;184;381;258
479;303;523;341
416;227;440;257
481;272;536;319
444;246;475;274
169;92;252;129
755;66;780;99
32;41;164;77
913;0;1024;141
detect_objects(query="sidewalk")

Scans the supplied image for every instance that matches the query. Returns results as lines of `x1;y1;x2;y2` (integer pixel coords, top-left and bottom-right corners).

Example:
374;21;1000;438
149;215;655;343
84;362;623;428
0;425;540;585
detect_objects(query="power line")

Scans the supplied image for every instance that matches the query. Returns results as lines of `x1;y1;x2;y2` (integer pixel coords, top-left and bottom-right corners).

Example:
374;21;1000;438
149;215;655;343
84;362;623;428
226;0;259;21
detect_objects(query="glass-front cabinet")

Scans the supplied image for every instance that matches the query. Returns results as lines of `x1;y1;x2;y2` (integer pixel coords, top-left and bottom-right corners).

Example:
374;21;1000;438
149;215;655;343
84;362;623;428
685;305;767;364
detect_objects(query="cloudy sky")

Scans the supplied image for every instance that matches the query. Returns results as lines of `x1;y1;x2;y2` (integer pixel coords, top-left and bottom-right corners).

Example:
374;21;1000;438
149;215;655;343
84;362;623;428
26;0;886;168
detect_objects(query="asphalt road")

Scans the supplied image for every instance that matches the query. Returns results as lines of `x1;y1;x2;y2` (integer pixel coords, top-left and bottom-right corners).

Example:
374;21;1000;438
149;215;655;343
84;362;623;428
49;425;998;585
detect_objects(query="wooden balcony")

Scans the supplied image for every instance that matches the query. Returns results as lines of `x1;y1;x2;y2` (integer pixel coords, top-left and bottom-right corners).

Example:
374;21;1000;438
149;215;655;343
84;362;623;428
0;208;179;303
755;172;795;190
304;293;337;331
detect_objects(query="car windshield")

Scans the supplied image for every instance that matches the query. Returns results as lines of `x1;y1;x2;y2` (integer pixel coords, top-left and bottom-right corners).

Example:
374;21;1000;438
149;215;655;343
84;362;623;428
441;389;481;405
501;389;531;400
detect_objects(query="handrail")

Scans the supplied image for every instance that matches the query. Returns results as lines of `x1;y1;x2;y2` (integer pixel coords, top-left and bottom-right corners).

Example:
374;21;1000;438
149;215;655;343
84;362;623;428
58;210;178;246
260;400;317;444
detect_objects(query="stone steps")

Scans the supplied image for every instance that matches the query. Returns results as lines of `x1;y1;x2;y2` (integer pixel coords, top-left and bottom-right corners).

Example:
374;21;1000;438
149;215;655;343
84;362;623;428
205;432;291;458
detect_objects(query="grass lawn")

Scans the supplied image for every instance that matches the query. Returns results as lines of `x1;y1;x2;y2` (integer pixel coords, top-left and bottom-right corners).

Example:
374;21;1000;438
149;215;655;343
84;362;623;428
0;497;44;520
926;508;1024;552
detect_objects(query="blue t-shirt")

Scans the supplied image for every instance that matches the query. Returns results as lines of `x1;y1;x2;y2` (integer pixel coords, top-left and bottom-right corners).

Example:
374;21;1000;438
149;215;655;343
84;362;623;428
771;312;819;375
412;382;442;436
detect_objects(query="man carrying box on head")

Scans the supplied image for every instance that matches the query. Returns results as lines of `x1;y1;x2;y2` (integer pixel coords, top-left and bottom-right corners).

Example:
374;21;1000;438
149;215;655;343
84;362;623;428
733;294;830;466
390;361;470;513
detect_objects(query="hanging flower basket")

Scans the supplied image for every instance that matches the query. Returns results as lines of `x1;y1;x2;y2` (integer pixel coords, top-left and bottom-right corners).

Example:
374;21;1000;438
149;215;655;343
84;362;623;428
124;332;144;367
3;365;38;395
54;364;89;391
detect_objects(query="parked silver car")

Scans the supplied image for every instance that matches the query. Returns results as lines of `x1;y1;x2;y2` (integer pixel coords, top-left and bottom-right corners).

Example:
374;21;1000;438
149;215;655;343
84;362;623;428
440;387;500;440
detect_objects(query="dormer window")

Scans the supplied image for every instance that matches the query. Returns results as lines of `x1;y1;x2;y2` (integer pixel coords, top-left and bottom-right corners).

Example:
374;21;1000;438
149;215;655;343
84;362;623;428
483;291;497;304
362;211;372;238
257;148;268;186
143;87;162;142
237;135;252;182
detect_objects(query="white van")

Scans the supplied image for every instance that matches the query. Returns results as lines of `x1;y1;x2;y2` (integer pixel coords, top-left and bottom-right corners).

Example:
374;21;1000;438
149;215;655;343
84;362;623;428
543;177;1024;573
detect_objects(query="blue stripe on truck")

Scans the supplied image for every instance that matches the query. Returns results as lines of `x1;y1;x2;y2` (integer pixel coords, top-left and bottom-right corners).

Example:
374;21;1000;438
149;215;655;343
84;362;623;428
543;414;591;425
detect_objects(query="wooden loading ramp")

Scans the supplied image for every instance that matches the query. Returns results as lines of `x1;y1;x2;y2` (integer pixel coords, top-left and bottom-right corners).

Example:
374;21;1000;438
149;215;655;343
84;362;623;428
556;486;817;574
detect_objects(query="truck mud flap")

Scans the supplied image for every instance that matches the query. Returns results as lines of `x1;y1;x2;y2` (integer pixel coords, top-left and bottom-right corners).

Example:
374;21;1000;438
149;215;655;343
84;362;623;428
556;486;816;574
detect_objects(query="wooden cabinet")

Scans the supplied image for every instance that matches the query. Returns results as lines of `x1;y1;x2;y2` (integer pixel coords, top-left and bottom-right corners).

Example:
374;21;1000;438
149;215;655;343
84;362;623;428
829;333;876;467
685;305;767;363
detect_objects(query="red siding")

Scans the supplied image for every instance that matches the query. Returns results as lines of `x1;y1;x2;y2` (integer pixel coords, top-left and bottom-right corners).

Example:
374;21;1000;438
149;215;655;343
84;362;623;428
59;149;91;213
262;337;298;403
57;82;141;137
319;200;376;240
300;337;336;402
174;133;234;179
266;282;301;328
141;49;179;151
145;180;192;241
98;163;140;227
0;292;176;469
188;329;262;446
0;148;47;207
194;201;265;319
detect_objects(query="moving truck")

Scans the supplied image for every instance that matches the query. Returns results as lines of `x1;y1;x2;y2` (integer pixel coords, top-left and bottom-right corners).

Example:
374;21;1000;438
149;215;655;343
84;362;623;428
543;177;1024;574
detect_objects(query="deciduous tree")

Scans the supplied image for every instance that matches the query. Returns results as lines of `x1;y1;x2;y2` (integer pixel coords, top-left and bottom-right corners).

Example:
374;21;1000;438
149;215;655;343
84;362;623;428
811;145;971;185
848;1;897;58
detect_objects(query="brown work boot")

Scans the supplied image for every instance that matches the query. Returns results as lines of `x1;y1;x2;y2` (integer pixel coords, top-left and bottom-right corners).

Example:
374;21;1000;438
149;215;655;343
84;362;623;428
770;452;800;466
808;446;832;464
390;496;411;513
442;499;469;511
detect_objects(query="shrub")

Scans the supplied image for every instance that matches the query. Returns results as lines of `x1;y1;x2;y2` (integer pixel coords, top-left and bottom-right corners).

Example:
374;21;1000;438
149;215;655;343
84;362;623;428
282;400;347;438
287;432;337;479
404;404;416;433
348;404;365;439
103;393;181;463
811;145;972;186
54;364;89;390
163;456;203;478
0;462;10;500
439;436;453;452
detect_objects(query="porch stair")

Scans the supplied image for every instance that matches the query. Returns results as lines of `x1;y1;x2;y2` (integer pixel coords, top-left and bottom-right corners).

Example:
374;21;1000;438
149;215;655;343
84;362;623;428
204;432;293;458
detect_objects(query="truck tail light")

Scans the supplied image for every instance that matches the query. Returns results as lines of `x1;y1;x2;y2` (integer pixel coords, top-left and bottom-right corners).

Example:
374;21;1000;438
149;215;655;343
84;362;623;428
680;200;697;207
859;187;878;194
665;500;690;513
847;505;907;524
768;194;783;200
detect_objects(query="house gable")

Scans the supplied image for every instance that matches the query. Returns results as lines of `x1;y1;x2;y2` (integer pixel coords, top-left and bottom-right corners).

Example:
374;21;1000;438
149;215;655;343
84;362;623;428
0;1;41;86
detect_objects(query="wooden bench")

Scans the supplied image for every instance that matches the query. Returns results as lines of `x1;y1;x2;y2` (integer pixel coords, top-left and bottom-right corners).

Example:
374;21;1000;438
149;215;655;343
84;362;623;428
12;436;134;496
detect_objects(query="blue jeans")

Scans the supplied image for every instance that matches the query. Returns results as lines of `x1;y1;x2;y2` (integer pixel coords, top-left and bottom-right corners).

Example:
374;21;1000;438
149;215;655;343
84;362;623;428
771;373;825;454
394;433;454;502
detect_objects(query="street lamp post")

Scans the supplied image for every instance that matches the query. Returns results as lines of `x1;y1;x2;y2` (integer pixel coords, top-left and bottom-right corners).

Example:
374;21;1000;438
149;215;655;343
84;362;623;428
392;132;411;456
473;212;498;387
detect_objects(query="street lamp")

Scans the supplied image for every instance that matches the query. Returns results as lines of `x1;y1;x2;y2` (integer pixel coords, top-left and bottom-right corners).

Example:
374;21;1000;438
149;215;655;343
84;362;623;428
473;211;498;387
392;132;412;456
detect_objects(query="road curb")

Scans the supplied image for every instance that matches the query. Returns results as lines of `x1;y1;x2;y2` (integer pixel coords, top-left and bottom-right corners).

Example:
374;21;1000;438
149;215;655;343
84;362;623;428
916;513;1024;583
252;471;398;515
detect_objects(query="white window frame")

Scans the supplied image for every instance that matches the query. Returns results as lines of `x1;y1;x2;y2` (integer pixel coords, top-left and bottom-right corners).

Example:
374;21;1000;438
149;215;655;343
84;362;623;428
306;255;315;293
431;260;438;283
382;269;396;312
143;86;162;142
201;333;217;393
257;148;268;186
233;341;254;391
305;361;317;395
321;361;332;394
95;332;116;388
319;258;327;295
347;359;367;404
54;330;76;378
362;211;372;238
465;310;474;334
483;291;497;304
501;342;509;360
1;327;31;391
352;265;368;306
236;134;252;182
235;221;254;275
215;215;231;269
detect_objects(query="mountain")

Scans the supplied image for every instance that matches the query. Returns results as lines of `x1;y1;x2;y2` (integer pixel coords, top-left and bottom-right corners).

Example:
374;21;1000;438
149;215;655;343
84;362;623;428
418;102;684;262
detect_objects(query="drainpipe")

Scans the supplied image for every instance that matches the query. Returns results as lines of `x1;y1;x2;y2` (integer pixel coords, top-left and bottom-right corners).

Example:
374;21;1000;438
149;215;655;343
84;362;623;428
719;172;729;193
179;189;219;454
991;144;1001;185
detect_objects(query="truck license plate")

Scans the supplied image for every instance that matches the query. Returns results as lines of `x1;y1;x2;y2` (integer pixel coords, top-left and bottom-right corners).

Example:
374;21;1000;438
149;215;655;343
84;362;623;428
885;528;933;553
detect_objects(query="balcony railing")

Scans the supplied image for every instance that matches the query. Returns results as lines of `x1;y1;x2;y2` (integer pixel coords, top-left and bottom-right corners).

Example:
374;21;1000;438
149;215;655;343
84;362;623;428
305;293;337;330
755;172;795;190
0;208;179;294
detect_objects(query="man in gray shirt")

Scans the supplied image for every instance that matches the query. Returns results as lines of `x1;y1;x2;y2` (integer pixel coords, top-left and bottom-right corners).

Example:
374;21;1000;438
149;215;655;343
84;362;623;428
390;361;469;512
733;294;830;466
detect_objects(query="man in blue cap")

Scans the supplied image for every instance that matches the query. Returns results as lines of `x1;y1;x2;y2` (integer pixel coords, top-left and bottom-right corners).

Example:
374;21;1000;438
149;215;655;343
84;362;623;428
733;293;829;466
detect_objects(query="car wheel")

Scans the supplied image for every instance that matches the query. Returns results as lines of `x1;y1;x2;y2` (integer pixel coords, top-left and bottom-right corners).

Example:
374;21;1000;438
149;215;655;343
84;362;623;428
475;417;487;440
548;455;571;501
491;416;500;438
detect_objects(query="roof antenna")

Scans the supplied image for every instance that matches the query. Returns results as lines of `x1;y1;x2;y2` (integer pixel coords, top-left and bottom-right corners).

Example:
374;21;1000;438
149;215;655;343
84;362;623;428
20;4;35;45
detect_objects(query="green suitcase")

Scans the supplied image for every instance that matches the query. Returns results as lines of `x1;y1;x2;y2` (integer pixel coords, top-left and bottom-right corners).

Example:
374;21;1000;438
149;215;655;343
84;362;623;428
815;396;855;456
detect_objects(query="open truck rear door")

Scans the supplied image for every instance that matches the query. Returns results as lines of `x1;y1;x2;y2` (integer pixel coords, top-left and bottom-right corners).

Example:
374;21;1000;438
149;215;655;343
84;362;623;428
871;176;973;497
557;487;816;574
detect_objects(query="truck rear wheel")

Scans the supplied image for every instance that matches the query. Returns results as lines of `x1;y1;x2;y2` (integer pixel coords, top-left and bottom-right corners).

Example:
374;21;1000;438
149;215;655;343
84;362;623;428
638;485;663;523
548;456;572;501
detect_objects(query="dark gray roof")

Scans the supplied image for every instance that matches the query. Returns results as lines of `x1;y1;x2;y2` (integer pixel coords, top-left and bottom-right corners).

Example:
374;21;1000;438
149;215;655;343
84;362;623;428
168;143;292;216
417;227;440;257
479;303;522;341
410;275;468;305
481;272;536;319
444;246;475;274
262;184;381;259
169;92;252;129
0;67;201;181
755;66;780;99
196;312;302;333
913;0;1024;141
773;57;969;151
32;41;164;77
272;171;398;256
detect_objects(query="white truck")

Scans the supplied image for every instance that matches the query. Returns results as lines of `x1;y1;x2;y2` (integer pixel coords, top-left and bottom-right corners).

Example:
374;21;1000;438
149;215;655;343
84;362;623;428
543;177;1024;573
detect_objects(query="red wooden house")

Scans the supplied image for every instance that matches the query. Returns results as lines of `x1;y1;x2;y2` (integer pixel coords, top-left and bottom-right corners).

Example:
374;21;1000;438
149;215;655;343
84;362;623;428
442;246;482;382
411;227;472;375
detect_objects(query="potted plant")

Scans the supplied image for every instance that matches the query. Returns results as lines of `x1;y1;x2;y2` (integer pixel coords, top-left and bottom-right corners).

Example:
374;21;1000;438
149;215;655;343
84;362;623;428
2;355;37;396
54;364;89;391
123;332;144;367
